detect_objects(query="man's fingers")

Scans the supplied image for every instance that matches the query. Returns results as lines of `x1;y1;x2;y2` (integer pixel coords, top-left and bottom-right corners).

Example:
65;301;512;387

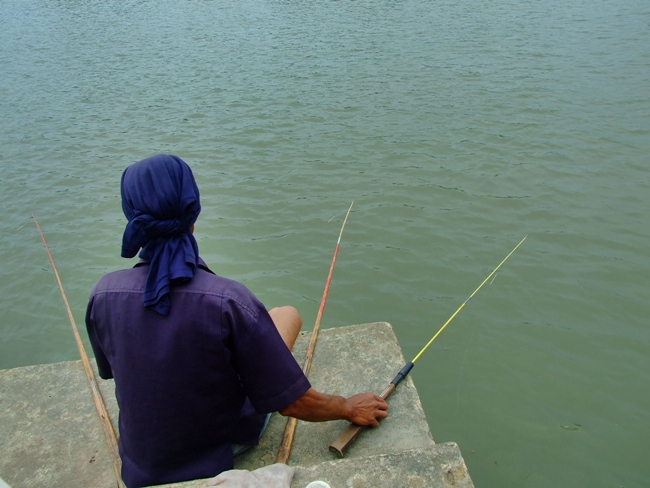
374;395;388;409
347;392;390;426
376;409;388;419
369;418;380;428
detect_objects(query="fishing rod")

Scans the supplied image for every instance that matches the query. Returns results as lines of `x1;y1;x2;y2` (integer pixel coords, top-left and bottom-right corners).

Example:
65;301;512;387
276;201;354;464
329;234;528;457
32;214;125;488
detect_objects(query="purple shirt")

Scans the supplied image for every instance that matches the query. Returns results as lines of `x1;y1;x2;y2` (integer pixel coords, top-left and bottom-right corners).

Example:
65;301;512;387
85;260;310;487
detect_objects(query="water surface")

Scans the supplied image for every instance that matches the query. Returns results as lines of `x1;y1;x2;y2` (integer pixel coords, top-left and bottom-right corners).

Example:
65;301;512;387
1;0;649;486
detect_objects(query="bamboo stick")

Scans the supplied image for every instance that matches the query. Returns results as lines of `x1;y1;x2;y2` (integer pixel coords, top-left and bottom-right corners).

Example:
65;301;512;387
33;214;125;488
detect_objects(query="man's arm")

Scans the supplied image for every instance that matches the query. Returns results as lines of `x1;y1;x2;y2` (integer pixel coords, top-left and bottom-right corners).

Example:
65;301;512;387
85;296;114;380
279;388;388;426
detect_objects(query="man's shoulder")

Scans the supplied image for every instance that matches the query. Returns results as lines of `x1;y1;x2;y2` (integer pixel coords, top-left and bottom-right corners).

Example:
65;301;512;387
175;269;267;323
89;264;260;310
184;267;258;305
90;266;145;295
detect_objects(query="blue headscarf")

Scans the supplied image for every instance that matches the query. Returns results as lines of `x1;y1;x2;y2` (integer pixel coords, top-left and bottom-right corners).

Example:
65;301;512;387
121;154;201;315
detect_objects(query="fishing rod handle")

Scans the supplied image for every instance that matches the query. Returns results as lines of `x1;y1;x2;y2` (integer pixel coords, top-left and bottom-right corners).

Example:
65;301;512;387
391;361;414;387
328;382;396;458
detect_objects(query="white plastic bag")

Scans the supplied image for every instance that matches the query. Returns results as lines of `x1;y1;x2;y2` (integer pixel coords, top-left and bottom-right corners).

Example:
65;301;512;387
202;463;294;488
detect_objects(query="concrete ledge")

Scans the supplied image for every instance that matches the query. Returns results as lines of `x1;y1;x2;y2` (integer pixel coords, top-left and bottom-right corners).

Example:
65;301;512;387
234;322;435;470
292;444;474;488
0;323;474;488
0;361;117;487
166;444;473;488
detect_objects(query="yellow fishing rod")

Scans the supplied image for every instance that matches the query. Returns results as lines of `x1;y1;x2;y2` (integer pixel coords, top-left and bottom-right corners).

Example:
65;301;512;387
329;235;528;457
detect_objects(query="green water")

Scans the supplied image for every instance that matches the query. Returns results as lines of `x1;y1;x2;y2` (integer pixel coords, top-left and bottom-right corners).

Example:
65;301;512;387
1;0;649;486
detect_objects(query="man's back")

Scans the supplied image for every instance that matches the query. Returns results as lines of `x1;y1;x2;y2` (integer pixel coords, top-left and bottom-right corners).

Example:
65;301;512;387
86;261;310;487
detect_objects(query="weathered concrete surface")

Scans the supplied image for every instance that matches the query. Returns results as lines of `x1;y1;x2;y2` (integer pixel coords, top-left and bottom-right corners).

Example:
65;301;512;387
165;444;473;488
291;444;474;488
234;322;435;471
0;361;117;488
0;323;474;488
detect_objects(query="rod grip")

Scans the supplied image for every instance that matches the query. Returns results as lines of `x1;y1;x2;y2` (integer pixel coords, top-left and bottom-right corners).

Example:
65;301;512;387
328;381;397;458
390;361;414;387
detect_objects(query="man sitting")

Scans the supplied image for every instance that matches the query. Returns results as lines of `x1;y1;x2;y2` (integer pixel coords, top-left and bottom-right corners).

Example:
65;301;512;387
85;154;388;487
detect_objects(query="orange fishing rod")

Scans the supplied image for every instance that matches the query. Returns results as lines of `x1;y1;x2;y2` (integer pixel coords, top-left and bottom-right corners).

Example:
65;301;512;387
276;201;354;464
329;235;528;457
33;214;125;488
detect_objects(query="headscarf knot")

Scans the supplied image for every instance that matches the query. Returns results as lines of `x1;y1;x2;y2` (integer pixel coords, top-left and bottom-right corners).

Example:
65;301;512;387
120;154;201;315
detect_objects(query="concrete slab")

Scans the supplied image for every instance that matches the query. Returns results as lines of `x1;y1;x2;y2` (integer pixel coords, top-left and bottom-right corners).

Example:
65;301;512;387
166;444;473;488
291;444;474;488
0;323;474;488
233;322;435;471
0;361;116;488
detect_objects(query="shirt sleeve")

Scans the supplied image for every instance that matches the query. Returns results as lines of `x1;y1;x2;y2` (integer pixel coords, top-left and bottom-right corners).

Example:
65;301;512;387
85;295;114;380
225;295;311;414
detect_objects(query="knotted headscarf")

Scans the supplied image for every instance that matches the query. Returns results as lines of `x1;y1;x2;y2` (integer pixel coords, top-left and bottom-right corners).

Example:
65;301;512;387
121;154;201;315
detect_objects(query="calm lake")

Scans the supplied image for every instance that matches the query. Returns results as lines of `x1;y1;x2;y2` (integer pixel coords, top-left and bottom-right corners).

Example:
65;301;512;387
1;0;649;486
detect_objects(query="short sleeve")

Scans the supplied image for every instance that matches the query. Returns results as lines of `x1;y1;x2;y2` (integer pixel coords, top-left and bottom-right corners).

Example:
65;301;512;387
226;298;310;414
85;295;114;380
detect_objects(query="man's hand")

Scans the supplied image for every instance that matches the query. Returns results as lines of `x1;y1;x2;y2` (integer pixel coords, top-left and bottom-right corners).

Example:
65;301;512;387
279;388;388;425
344;393;389;427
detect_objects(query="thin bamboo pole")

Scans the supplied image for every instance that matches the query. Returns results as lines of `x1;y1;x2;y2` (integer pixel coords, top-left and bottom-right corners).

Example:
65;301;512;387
33;214;125;488
276;202;354;464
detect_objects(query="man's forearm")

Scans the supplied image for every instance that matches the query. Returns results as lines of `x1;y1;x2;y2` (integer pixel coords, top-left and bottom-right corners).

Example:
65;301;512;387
279;388;389;426
279;388;350;422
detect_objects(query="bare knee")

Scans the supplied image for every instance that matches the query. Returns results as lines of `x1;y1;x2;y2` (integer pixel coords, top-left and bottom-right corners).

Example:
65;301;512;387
268;306;303;351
